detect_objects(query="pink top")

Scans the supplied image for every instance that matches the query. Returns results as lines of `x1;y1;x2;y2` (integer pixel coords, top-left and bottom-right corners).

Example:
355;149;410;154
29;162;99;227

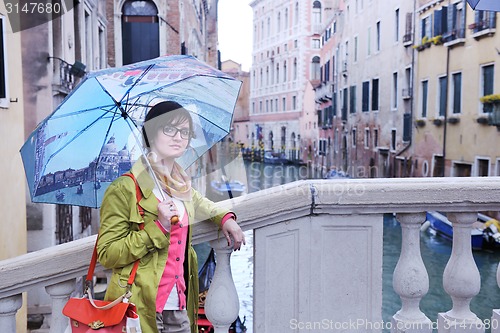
154;210;236;312
155;211;189;312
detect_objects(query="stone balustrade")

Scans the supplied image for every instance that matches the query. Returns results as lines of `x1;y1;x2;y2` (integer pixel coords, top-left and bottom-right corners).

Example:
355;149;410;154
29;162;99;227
0;177;499;332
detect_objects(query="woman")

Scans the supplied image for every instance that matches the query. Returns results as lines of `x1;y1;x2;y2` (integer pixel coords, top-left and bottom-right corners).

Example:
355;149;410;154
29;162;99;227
97;101;245;333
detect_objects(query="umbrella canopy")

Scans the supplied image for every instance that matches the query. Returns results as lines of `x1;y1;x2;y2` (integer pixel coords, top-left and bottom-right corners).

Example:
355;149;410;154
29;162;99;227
467;0;500;11
20;55;242;208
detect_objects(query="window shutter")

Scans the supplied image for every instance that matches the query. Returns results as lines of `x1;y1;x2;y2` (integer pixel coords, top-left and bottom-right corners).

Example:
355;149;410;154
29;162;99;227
434;9;442;36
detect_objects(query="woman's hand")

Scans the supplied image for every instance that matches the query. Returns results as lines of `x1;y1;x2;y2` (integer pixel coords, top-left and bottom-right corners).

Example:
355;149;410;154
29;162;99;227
222;219;246;251
157;200;178;233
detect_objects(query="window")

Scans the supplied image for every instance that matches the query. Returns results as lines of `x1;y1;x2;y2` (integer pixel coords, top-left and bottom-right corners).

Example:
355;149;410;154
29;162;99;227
367;27;371;56
395;9;400;42
482;64;494;113
122;0;159;65
292;96;297;110
476;158;490;177
420;15;432;40
276;63;280;83
313;39;320;48
311;56;321;80
472;10;496;33
0;17;6;102
350;85;357;113
376;21;381;51
421;80;428;118
373;128;379;148
372;78;379;111
443;2;466;41
282;97;286;111
277;12;281;33
364;128;370;149
352;128;357;147
391;129;397;151
283;61;287;82
354;36;358;62
313;1;322;29
452;72;462;114
439;76;447;117
259;101;262;113
433;7;448;37
293;58;297;80
392;72;398;109
266;100;269;112
404;12;413;43
362;81;370;112
267;17;271;37
295;2;299;25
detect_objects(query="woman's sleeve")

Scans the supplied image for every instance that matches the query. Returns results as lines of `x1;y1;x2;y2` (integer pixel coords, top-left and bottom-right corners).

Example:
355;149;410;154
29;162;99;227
97;178;168;269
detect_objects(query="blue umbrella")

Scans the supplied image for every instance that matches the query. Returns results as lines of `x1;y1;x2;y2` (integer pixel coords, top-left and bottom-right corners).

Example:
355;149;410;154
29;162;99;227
467;0;500;11
20;55;242;208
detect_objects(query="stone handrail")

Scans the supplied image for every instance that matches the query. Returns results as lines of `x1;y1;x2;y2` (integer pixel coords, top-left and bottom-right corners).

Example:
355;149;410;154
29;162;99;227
0;177;499;332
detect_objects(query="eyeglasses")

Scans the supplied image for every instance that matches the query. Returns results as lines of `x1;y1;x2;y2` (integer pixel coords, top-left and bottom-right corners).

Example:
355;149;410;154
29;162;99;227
162;125;192;139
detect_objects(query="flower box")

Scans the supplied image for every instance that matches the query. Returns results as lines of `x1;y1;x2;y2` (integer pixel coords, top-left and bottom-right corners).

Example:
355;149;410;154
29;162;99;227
447;117;460;124
433;119;443;126
416;119;426;127
477;116;489;125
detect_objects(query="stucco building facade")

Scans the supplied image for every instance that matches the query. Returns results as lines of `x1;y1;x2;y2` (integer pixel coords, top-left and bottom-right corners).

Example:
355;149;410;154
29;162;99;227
413;0;500;178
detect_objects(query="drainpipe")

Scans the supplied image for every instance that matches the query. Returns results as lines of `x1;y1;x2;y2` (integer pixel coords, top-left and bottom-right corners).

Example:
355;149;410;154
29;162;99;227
442;0;452;177
395;0;417;177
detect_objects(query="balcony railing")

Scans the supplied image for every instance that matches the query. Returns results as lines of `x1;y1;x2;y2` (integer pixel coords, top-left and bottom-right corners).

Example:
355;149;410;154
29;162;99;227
1;177;500;332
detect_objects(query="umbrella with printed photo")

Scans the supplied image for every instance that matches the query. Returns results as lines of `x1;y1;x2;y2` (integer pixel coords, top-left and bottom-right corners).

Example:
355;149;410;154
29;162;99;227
467;0;500;11
20;55;243;208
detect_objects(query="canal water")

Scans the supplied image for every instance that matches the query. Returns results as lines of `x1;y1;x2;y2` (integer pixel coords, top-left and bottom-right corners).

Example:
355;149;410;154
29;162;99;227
217;161;500;332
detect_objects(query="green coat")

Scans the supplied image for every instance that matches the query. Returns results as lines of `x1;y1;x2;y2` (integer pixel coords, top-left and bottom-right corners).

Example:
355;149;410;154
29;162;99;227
97;159;228;333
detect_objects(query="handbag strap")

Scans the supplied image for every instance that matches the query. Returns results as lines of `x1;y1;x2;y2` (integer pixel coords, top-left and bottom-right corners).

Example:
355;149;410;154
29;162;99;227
85;173;145;289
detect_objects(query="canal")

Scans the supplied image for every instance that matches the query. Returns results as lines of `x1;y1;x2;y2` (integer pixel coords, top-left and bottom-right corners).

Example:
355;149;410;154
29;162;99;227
208;160;500;332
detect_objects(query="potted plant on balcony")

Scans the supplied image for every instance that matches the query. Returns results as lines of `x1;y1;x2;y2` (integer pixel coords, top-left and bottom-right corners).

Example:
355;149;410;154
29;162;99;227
431;35;443;45
447;116;460;124
415;119;426;127
433;118;443;126
477;116;489;125
480;94;500;126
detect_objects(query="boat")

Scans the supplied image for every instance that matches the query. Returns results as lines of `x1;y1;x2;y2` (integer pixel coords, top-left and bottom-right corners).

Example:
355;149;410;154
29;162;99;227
323;169;350;179
210;177;246;199
263;151;289;164
425;211;500;250
197;248;247;333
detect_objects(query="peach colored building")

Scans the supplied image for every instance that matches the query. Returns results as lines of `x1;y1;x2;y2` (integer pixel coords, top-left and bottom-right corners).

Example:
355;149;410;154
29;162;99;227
413;0;500;178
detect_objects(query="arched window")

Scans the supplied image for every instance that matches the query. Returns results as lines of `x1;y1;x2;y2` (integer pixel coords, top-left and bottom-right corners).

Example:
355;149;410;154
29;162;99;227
295;2;299;25
266;66;269;86
122;0;159;65
313;1;322;27
285;8;289;29
276;63;280;83
311;56;321;80
277;12;281;33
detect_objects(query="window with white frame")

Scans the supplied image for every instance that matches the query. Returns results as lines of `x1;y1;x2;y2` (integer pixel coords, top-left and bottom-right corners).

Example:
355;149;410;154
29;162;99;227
438;75;447;117
352;128;357;147
376;21;381;52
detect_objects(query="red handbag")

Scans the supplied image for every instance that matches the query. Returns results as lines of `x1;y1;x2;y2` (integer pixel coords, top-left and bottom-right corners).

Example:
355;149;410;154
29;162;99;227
63;173;144;333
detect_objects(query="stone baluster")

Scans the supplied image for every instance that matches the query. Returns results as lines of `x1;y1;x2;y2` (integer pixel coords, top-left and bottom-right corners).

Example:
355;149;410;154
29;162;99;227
0;294;22;332
392;213;432;333
45;279;75;333
205;236;240;333
438;212;484;333
491;263;500;333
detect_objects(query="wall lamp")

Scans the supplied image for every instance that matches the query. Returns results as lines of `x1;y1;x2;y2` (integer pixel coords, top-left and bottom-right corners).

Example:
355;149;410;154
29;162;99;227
47;56;87;78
